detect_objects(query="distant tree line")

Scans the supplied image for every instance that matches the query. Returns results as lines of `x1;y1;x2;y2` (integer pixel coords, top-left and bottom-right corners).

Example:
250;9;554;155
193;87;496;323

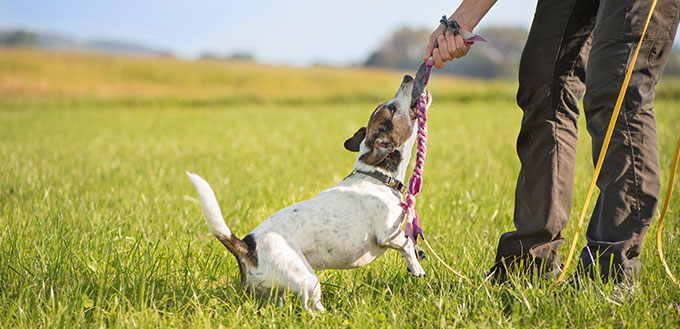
0;29;171;57
364;26;680;79
198;52;255;61
0;30;39;46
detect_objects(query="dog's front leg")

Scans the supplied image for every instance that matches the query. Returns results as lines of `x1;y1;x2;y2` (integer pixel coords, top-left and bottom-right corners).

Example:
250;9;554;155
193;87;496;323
378;233;426;277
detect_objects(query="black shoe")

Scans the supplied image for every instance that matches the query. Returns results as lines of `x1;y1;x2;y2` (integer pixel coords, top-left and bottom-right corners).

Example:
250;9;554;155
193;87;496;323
486;263;509;284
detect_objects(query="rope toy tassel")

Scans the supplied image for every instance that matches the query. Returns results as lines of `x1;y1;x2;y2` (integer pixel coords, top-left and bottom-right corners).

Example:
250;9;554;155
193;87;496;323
402;195;423;244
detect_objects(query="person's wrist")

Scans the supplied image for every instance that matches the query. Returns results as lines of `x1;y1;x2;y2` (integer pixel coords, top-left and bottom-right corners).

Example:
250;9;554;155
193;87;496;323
448;14;475;32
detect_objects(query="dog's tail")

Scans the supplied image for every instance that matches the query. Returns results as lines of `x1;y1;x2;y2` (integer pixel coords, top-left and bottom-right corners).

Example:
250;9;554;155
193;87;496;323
186;172;255;265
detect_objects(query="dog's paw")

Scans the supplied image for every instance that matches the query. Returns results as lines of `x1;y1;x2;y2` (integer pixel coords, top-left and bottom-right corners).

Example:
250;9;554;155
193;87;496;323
407;265;426;277
411;270;426;277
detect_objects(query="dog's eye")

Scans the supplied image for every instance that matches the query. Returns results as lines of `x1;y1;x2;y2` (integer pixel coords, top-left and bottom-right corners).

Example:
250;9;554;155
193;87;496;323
388;104;397;114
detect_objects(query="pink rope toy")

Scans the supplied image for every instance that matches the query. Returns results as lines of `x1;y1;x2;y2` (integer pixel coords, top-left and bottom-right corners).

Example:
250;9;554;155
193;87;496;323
401;16;486;245
402;61;434;245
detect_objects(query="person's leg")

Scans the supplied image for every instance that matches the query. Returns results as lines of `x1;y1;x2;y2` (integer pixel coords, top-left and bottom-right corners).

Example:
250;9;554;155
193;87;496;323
580;0;680;283
494;0;599;276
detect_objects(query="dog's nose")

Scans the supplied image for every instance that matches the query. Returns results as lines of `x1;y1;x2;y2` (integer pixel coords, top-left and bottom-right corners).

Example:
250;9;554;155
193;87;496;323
402;75;413;83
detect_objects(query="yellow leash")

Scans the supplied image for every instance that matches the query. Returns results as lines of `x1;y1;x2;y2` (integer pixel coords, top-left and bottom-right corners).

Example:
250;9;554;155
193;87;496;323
657;136;680;287
422;238;471;282
555;0;658;284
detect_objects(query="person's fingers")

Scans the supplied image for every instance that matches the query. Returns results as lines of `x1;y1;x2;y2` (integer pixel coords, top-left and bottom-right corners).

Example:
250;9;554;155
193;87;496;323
433;48;444;69
445;31;458;59
424;24;447;61
437;35;452;61
453;33;470;58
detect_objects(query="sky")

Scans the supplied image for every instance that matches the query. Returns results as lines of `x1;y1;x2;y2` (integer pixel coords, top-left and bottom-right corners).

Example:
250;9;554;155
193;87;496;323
0;0;537;66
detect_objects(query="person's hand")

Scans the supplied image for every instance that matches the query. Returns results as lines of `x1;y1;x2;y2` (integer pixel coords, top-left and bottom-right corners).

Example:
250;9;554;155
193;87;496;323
423;19;473;69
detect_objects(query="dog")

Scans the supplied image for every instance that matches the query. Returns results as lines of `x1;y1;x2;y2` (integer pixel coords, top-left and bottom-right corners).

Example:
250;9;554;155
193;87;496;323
187;74;428;312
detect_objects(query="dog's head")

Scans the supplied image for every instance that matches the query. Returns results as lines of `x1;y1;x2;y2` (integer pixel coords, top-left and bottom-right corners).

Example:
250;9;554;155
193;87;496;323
344;75;423;170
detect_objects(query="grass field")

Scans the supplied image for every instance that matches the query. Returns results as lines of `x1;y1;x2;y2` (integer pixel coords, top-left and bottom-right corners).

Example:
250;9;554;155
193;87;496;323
1;48;679;328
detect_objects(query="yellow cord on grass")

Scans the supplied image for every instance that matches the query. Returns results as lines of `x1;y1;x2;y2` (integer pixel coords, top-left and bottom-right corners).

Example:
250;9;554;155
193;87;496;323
421;238;471;282
657;136;680;287
554;0;659;284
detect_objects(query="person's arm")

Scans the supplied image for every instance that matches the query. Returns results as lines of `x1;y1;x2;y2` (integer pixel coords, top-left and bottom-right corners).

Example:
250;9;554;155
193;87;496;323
423;0;498;68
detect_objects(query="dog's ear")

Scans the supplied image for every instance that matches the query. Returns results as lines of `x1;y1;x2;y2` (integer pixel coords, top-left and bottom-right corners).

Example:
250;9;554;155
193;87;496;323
344;127;366;152
362;138;394;165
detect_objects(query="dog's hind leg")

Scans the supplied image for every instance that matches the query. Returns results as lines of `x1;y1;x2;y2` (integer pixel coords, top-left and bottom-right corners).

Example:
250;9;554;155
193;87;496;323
261;249;326;313
309;280;325;313
295;273;325;314
378;233;426;277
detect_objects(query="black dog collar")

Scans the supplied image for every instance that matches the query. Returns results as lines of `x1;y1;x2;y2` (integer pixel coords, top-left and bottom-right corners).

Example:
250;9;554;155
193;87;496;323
345;169;406;195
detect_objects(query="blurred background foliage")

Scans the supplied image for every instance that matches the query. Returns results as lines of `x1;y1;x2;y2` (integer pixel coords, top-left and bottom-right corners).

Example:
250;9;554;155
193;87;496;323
5;26;680;80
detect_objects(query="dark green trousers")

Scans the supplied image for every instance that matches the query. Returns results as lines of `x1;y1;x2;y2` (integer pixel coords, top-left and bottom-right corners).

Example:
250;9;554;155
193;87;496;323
495;0;680;282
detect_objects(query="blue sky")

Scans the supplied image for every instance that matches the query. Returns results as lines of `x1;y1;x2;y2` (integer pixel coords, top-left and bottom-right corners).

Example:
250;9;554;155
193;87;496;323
1;1;538;65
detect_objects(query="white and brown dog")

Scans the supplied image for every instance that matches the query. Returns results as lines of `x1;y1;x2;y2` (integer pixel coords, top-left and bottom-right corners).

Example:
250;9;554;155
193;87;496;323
187;75;429;312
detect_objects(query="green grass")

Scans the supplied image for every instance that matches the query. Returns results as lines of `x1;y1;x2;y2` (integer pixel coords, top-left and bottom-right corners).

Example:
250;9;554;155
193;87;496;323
1;48;679;328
